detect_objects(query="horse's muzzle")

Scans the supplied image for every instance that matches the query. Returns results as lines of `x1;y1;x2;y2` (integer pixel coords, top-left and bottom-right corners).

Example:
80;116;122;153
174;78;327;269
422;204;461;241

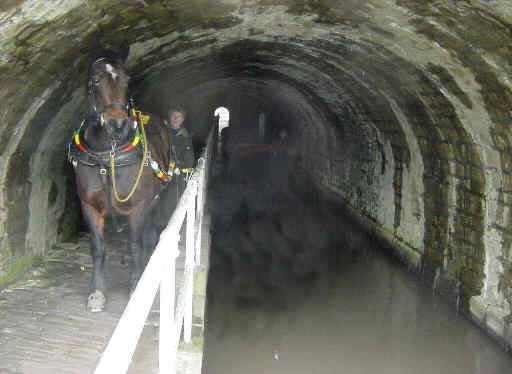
105;117;131;141
110;117;129;130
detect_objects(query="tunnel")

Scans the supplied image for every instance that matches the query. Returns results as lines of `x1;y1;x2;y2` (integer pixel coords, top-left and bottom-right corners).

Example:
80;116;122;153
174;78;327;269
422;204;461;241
1;0;512;357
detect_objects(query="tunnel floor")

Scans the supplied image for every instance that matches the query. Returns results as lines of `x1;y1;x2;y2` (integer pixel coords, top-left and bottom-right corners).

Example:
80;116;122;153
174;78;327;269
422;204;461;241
0;222;190;374
204;153;512;374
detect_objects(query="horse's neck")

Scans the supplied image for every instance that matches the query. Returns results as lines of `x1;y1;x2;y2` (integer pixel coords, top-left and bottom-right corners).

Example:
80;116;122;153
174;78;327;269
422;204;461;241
83;122;113;151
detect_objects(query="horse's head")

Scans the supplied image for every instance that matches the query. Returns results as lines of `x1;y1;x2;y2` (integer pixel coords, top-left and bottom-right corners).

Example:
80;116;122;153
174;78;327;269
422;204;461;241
88;53;132;143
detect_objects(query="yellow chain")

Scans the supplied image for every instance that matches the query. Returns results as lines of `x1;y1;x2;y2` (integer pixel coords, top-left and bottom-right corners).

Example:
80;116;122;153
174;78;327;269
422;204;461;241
111;111;149;203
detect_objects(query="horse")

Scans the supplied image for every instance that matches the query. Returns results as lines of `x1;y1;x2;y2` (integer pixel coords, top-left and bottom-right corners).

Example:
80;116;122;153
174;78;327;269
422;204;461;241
68;43;173;312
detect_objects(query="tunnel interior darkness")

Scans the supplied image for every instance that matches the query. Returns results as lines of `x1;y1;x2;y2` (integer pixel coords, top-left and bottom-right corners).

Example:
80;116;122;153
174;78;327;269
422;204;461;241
1;0;512;350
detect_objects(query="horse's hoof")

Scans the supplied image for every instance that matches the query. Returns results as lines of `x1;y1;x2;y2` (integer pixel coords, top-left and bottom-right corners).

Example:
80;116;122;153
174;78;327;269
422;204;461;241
87;290;106;312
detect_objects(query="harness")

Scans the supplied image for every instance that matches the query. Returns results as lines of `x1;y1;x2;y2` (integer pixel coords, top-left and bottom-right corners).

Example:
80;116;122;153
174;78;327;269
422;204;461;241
68;119;143;169
68;109;174;202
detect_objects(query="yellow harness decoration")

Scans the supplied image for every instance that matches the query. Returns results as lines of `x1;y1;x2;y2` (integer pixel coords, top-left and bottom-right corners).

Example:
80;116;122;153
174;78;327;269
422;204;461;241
132;108;150;126
130;109;173;183
111;110;149;202
167;161;194;177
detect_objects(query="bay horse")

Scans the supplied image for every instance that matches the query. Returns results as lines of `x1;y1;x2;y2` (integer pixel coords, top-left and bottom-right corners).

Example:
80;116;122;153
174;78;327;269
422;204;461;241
68;43;173;312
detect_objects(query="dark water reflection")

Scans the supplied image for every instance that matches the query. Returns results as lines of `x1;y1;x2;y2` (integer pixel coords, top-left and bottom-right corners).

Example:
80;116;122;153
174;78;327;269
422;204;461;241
205;165;512;373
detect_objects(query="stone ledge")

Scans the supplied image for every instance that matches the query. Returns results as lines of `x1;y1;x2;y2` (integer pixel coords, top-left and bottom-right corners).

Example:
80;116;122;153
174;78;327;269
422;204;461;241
470;295;512;351
318;182;423;270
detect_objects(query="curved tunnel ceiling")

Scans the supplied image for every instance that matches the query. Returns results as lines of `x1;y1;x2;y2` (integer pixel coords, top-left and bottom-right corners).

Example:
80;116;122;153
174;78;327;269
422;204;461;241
1;0;512;347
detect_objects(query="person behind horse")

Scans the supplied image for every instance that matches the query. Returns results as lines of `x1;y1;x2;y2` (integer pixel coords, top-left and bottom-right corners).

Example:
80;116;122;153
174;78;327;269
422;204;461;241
166;106;195;195
152;106;195;232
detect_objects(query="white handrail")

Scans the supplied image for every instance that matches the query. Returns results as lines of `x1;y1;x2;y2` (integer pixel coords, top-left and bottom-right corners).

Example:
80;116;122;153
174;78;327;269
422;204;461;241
94;128;214;374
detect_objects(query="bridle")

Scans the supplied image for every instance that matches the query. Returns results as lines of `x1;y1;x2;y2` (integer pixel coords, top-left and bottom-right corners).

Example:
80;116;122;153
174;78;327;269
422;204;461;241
88;57;131;127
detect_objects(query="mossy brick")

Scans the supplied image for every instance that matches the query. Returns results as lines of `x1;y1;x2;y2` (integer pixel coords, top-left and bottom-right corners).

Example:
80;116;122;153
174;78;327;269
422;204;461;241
501;233;512;250
453;223;467;242
422;192;435;210
497;190;512;206
427;63;473;109
454;162;468;179
470;168;485;190
0;248;34;289
456;192;469;210
465;253;484;268
470;214;485;231
503;173;512;193
453;142;468;162
470;255;486;267
473;246;486;264
424;226;436;244
431;198;448;214
456;214;472;229
424;163;436;179
438;142;453;159
418;136;430;152
490;129;509;151
459;188;476;206
502;152;512;174
458;241;475;257
410;14;512;130
443;126;459;144
433;158;448;176
433;115;449;129
494;222;512;235
469;196;484;217
425;244;445;265
437;227;448;243
459;178;474;191
467;228;483;247
393;170;403;188
446;262;461;279
390;146;405;163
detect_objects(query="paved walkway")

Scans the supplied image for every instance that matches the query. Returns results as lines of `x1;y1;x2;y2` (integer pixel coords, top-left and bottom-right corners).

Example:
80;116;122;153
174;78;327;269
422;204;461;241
0;227;190;374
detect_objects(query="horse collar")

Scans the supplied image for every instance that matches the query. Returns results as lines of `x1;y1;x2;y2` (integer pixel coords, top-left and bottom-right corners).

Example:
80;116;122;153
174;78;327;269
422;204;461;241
68;117;143;168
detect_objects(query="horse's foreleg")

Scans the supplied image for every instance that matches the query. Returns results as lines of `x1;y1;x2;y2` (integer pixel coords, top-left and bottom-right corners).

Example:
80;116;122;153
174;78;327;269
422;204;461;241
142;221;159;266
81;201;107;312
128;211;146;293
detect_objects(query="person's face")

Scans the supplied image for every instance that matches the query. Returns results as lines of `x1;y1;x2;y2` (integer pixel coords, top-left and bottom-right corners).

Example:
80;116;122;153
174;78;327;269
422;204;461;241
170;111;185;129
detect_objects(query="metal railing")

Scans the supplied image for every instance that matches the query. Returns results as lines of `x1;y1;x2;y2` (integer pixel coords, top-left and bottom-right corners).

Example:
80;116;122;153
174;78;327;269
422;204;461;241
94;128;214;374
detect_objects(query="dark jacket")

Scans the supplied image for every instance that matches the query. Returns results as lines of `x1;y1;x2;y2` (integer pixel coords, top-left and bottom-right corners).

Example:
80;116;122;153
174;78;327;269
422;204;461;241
166;122;195;171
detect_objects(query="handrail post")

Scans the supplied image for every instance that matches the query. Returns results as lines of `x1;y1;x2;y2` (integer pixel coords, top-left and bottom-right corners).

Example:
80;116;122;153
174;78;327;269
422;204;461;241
195;158;206;265
159;236;179;373
184;180;197;343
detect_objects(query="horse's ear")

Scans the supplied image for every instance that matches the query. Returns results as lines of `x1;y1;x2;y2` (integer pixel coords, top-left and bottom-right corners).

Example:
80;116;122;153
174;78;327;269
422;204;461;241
119;40;130;63
91;38;105;61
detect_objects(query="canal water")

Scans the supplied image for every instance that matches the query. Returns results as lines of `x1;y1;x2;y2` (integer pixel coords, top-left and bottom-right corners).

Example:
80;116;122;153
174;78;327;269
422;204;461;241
204;169;512;373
